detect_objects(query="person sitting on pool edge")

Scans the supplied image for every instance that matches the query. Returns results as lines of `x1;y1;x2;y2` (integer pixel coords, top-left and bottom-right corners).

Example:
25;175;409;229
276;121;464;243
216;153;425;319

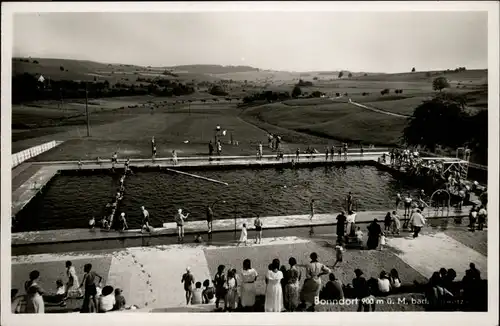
194;234;203;243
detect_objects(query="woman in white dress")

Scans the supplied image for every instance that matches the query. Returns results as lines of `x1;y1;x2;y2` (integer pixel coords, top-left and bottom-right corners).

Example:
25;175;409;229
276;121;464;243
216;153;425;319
64;261;82;299
240;259;258;310
237;223;248;246
265;259;284;312
346;210;357;236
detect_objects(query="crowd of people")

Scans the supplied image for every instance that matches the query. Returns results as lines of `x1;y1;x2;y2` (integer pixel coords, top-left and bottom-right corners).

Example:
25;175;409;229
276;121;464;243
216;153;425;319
423;263;486;311
384;148;487;210
11;262;135;314
178;252;486;312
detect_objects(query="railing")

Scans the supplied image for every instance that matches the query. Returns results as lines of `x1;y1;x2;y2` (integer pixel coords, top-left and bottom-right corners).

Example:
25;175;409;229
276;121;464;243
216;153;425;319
12;141;61;169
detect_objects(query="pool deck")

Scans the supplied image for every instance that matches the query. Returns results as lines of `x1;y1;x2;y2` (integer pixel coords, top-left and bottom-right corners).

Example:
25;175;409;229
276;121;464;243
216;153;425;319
12;207;471;246
11;151;388;218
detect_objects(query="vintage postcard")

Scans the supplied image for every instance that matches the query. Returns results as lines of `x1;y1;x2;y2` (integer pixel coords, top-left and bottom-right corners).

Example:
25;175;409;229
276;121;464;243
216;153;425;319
1;2;498;326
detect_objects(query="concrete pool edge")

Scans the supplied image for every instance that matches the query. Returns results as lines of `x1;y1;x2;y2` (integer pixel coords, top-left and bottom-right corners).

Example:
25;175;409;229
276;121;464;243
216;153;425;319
11;151;388;218
11;209;472;247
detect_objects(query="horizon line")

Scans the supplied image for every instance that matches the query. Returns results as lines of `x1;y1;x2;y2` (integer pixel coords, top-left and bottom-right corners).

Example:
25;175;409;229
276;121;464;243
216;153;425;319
12;55;488;75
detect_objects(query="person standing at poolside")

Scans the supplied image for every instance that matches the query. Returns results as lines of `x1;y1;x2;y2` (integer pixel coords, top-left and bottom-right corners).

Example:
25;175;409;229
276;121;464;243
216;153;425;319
151;136;156;157
208;140;214;157
309;199;315;220
65;261;83;300
79;263;103;313
181;267;195;305
395;193;402;210
119;212;128;232
330;145;335;161
206;205;214;240
141;206;151;233
254;216;263;244
403;193;412;218
175;208;189;242
366;219;382;250
258;142;263;160
325;147;329;161
172;150;178;165
408;209;426;238
477;205;487;230
237;223;248;246
300;253;330;310
240;259;258;311
265;259;284;312
213;265;227;310
346;192;354;212
217;140;222;156
391;211;401;235
336;211;347;245
111;152;118;169
346;210;357;237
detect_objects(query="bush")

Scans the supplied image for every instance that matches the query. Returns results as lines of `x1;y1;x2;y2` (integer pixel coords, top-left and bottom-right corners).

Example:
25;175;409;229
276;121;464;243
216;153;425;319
292;86;302;98
381;88;390;95
208;85;228;96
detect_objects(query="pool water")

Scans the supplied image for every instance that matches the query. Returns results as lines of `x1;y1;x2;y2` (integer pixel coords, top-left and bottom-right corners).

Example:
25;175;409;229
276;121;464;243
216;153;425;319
14;165;419;232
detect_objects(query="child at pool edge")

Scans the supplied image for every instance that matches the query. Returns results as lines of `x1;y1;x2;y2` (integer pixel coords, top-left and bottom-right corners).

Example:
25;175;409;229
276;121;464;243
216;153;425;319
379;232;386;251
89;217;95;230
237;223;248;246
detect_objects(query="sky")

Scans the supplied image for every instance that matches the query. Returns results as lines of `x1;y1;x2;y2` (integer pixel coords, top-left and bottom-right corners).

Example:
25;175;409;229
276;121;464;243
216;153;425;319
12;11;488;73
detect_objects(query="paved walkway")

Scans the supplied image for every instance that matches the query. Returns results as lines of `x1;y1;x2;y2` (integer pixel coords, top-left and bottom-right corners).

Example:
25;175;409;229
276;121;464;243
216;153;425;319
386;232;488;280
12;236;309;309
12;230;487;311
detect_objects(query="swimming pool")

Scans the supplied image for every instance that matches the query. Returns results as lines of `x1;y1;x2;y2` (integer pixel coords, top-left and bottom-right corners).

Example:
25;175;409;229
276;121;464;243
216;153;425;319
13;165;421;232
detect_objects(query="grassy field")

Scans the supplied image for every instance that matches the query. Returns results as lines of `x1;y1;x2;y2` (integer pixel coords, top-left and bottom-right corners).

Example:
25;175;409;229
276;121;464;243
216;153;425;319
11;58;488;161
241;102;408;145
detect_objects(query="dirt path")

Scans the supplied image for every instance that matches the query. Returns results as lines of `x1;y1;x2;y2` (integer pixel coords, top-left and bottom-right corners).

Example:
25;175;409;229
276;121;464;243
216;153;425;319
349;100;410;118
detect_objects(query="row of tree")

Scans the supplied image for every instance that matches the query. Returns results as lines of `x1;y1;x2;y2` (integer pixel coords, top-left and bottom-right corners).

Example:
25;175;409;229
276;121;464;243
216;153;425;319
12;73;196;103
403;93;487;164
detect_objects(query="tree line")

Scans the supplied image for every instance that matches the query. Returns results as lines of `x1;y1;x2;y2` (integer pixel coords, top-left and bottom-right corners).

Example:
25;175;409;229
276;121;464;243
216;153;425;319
12;73;196;104
403;92;487;164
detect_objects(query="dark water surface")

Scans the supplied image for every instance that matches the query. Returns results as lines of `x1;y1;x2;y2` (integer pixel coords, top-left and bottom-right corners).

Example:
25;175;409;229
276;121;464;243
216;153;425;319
14;165;419;232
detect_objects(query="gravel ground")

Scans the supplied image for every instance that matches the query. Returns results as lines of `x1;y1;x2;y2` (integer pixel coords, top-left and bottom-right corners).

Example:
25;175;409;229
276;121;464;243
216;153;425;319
203;240;427;299
12;257;112;313
444;228;487;257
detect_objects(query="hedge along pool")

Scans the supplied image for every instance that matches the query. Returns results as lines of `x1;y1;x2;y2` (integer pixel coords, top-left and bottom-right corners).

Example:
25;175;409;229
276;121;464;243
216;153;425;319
13;165;422;232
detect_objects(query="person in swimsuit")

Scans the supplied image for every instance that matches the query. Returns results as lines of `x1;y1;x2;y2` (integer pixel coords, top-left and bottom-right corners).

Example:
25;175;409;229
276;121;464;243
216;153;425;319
254;216;263;244
141;206;151;233
111;152;118;169
309;199;315;220
206;205;214;240
181;267;195;305
175;208;189;242
79;264;103;313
